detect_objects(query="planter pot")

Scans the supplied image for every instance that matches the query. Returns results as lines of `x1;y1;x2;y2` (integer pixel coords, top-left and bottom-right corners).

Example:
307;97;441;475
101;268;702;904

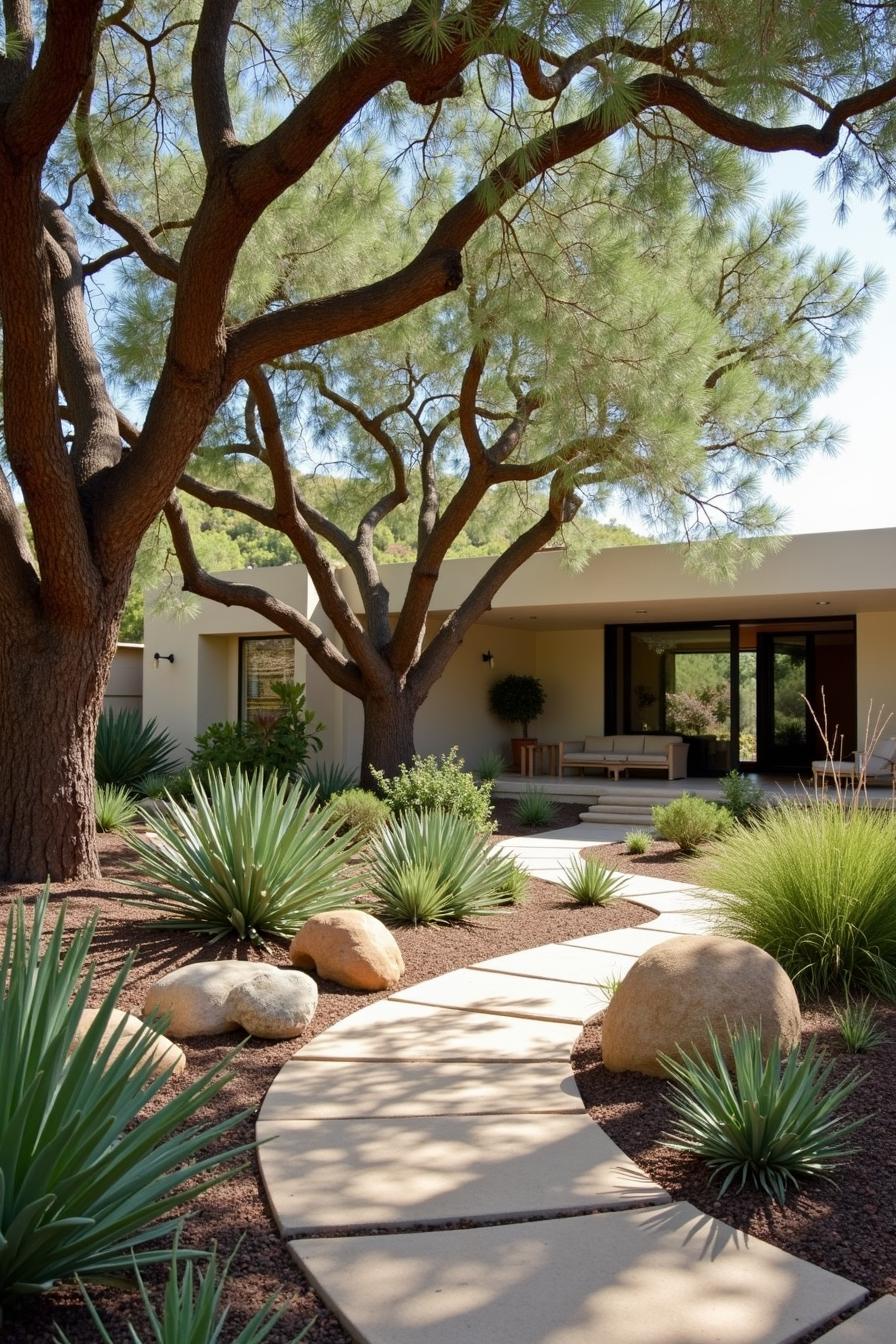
511;737;538;774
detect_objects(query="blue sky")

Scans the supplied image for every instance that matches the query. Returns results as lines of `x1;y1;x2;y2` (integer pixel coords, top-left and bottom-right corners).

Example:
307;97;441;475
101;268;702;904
755;153;896;535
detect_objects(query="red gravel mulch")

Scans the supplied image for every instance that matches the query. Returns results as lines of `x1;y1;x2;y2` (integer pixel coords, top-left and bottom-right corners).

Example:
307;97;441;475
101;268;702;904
1;825;648;1344
572;1001;896;1310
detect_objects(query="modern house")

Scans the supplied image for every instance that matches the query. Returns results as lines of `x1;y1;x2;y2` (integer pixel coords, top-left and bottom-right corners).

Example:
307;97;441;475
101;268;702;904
143;527;896;782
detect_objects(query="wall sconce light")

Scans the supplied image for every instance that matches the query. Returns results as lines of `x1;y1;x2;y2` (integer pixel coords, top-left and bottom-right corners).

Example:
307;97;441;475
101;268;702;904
481;650;495;669
153;652;175;666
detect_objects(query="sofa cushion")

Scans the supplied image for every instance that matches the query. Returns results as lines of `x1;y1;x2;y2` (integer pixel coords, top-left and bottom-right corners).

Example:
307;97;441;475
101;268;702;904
627;754;669;765
564;751;627;764
583;735;614;752
611;735;645;752
645;736;682;748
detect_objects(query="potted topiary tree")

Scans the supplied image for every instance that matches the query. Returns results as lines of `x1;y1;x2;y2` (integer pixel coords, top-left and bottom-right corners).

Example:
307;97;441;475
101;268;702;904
489;675;547;774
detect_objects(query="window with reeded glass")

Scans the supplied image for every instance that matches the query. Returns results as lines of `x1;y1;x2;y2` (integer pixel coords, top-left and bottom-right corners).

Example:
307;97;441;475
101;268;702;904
240;637;295;722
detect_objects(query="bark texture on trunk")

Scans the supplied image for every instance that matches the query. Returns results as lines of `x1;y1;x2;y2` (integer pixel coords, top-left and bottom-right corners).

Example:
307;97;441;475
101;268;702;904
0;615;119;882
360;691;419;788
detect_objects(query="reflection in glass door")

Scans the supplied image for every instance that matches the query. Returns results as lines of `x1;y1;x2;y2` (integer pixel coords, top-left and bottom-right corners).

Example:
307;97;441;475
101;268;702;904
756;633;810;772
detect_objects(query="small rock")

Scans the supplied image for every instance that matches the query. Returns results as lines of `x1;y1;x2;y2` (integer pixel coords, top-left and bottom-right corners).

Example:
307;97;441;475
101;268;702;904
224;968;317;1039
289;909;404;990
73;1006;186;1078
601;934;801;1078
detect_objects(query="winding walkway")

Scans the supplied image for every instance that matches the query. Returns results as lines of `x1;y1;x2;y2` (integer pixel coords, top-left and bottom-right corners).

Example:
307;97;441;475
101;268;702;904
258;826;894;1344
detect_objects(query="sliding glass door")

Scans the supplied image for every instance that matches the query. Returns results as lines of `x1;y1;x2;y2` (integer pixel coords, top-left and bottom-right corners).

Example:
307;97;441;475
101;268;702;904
626;625;735;773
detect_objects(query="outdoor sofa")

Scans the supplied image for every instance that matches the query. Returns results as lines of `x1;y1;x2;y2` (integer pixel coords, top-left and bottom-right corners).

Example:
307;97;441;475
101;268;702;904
558;734;689;781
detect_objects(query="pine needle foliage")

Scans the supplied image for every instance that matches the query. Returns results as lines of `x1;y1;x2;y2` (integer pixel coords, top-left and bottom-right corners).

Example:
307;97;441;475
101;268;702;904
0;889;252;1307
660;1025;867;1204
126;769;363;945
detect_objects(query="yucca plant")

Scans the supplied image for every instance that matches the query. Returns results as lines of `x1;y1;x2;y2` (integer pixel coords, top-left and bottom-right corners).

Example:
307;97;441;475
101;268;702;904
126;769;363;945
95;708;179;791
660;1024;867;1204
624;829;652;855
0;889;252;1310
514;790;557;827
832;996;887;1053
476;750;506;782
300;759;357;804
95;783;139;833
136;772;181;800
370;810;517;924
705;802;896;999
494;859;529;906
55;1230;310;1344
560;856;626;906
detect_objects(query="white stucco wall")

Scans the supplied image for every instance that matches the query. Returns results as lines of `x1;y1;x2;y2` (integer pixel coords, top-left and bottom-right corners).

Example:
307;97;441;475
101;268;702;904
104;644;143;716
856;611;896;742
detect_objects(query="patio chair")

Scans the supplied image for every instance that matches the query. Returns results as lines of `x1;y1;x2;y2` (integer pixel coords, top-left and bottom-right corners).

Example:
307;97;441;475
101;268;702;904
855;736;896;785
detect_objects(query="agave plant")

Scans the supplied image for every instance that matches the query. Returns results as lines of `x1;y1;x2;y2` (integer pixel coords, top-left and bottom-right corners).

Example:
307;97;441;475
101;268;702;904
370;810;518;925
560;856;626;906
55;1230;310;1344
0;888;252;1309
95;783;139;833
300;759;357;803
95;708;179;791
660;1024;867;1203
127;768;363;944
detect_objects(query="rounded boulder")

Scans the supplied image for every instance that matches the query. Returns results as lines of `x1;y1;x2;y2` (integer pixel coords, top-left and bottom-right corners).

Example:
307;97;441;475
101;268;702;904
73;1007;186;1079
601;934;801;1078
224;968;317;1039
289;909;404;990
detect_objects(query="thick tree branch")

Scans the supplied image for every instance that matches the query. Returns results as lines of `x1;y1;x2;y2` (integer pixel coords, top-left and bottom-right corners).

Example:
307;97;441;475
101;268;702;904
2;0;101;159
164;493;364;698
192;0;239;168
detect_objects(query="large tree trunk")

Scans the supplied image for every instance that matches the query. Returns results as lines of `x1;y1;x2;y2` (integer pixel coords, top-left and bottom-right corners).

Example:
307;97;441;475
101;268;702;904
360;690;419;788
0;612;120;883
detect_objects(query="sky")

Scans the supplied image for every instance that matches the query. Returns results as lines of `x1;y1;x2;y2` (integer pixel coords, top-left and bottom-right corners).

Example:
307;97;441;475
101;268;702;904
751;153;896;535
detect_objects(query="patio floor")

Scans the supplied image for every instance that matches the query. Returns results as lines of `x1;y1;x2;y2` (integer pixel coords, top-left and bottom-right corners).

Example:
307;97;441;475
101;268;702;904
493;771;895;808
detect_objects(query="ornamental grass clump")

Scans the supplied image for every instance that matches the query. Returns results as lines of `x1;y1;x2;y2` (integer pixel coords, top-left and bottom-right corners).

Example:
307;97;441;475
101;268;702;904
705;802;896;999
660;1024;866;1204
55;1231;310;1344
514;789;557;827
127;768;363;945
651;793;732;854
625;829;652;855
560;856;626;906
0;889;251;1312
832;996;887;1054
94;783;138;833
370;810;518;924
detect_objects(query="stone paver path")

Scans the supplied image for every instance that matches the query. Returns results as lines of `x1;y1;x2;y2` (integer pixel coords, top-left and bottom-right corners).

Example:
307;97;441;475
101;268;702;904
259;823;890;1343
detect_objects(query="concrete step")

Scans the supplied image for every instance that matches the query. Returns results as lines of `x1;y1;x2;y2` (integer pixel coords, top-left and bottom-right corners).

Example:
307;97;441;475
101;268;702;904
579;812;656;826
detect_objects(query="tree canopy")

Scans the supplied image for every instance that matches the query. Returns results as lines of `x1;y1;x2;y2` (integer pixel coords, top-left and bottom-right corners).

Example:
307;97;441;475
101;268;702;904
1;0;895;878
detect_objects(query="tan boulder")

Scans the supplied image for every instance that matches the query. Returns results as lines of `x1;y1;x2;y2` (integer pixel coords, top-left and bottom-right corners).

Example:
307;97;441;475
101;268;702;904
73;1007;186;1079
601;934;801;1078
144;961;318;1039
289;909;404;991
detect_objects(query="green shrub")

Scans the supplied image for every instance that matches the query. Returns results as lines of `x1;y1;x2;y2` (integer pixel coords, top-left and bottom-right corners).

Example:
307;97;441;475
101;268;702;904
370;810;517;924
326;787;390;841
0;888;250;1307
95;709;178;791
55;1230;310;1344
651;793;732;854
191;681;323;781
832;996;887;1053
560;855;626;906
135;771;179;800
720;770;766;823
127;769;362;945
625;829;652;855
301;759;357;803
476;749;506;782
660;1024;866;1204
705;803;896;999
372;747;494;832
95;783;138;833
514;789;557;827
